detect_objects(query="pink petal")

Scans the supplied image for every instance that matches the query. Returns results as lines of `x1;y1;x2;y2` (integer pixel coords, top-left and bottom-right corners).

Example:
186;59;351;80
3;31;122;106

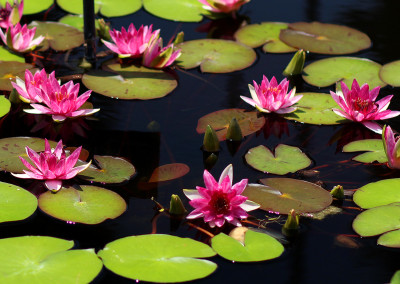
45;180;62;192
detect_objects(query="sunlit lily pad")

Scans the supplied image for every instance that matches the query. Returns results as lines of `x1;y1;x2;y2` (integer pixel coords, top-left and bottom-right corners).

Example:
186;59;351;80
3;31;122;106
38;185;126;224
353;179;400;209
148;163;190;183
283;92;345;125
243;178;333;214
177;39;257;73
379;60;400;87
211;230;284;262
279;22;371;54
342;139;387;163
0;236;102;283
245;144;311;175
0;181;37;223
57;0;141;16
234;22;297;53
0;61;36;91
58;14;84;31
29;21;84;51
98;234;217;283
196;109;265;141
378;229;400;248
0;46;24;62
18;0;53;14
143;0;205;22
77;155;135;184
0;95;10;118
303;57;385;88
391;271;400;284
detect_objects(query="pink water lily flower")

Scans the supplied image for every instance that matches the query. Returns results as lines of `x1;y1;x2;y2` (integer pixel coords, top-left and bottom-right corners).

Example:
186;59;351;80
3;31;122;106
330;79;400;133
12;139;91;192
0;0;23;29
11;69;48;103
142;37;181;69
240;76;302;114
198;0;249;14
382;125;400;169
0;23;44;52
102;23;160;58
183;164;260;228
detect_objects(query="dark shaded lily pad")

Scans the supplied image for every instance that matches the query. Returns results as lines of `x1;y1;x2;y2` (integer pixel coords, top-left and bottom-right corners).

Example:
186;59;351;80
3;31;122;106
0;61;36;91
148;163;189;183
0;46;24;62
57;0;141;16
243;178;333;214
303;57;385;88
279;22;371;54
379;60;400;87
196;109;265;141
353;179;400;209
234;22;297;53
38;185;126;225
143;0;205;22
378;229;400;248
98;234;217;283
245;144;311;175
0;95;10;118
177;39;257;73
342;139;387;163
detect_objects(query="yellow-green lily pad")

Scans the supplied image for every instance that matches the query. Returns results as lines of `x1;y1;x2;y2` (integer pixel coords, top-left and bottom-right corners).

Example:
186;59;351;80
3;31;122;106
342;139;387;163
0;61;36;91
143;0;205;22
353;179;400;209
378;229;400;248
379;60;400;87
392;271;400;284
56;0;141;16
0;46;24;62
12;0;53;15
0;95;11;118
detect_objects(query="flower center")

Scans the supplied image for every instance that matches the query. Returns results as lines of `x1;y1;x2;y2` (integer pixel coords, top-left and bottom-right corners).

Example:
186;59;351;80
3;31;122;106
209;191;230;215
352;97;376;112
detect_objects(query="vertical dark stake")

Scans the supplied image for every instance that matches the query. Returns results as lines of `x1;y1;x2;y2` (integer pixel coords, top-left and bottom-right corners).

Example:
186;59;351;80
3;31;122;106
83;0;96;63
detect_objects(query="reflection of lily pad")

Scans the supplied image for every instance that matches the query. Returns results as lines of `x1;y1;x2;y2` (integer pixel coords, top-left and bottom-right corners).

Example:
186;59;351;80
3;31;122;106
57;0;141;16
211;230;284;262
38;185;127;225
196;109;265;141
243;178;332;214
235;22;297;53
0;181;37;223
0;236;102;283
353;179;400;209
283;92;344;125
148;163;190;183
0;46;24;62
143;0;205;22
279;22;371;54
98;234;217;283
245;144;311;175
379;60;400;87
22;0;53;15
342;139;387;163
303;57;385;89
177;39;256;73
0;95;11;118
378;229;400;248
0;61;36;91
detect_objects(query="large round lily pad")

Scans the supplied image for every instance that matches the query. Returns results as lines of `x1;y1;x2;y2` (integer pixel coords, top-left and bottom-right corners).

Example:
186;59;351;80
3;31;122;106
0;236;102;283
0;181;37;223
353;179;400;209
0;95;11;118
57;0;141;16
0;61;36;91
38;185;127;225
18;0;53;14
245;144;312;175
234;22;297;53
378;229;400;248
148;163;189;183
177;39;257;73
143;0;205;22
98;234;217;283
279;22;371;55
0;46;24;62
342;139;387;163
211;230;284;262
379;60;400;87
243;178;333;214
303;57;386;88
196;109;265;141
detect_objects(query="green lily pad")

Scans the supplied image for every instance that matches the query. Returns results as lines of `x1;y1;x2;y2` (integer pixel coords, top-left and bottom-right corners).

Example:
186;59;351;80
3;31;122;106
353;179;400;209
143;0;204;22
283;92;345;125
0;61;36;91
0;137;57;173
196;109;265;141
77;155;135;184
98;234;217;283
245;144;311;175
279;22;371;55
243;178;333;214
378;229;400;248
211;230;284;262
82;64;178;100
379;60;400;87
177;39;257;73
148;163;190;183
342;139;387;163
38;185;127;225
303;57;386;89
391;271;400;284
0;236;102;283
13;0;53;15
58;14;84;32
0;95;11;118
234;22;297;53
0;181;37;223
29;21;84;51
0;46;24;62
56;0;141;16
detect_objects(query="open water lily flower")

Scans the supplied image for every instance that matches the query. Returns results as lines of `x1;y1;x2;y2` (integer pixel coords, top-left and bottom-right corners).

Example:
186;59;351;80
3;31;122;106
142;37;181;69
11;69;48;103
0;22;44;52
240;76;302;114
0;0;23;29
102;23;160;58
382;125;400;169
183;164;260;228
330;79;400;134
12;139;91;192
198;0;249;14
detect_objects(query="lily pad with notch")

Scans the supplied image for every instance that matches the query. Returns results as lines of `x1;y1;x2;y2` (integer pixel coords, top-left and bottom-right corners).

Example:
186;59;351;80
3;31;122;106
379;60;400;87
0;61;36;91
143;0;206;22
353;179;400;209
56;0;141;16
342;139;387;163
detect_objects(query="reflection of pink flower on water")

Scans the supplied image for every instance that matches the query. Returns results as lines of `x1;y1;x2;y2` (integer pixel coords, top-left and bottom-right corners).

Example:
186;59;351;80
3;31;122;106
0;23;44;52
0;0;23;29
198;0;249;14
12;69;48;103
142;37;181;69
383;125;400;170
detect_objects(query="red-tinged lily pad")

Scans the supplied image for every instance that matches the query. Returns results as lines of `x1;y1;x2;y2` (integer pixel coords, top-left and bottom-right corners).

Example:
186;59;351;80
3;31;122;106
353;179;400;209
0;46;24;62
279;22;371;55
342;139;387;163
0;95;10;118
303;57;386;89
234;22;297;53
243;178;333;214
177;39;257;73
20;0;53;14
196;109;265;141
379;60;400;87
38;185;127;225
143;0;205;22
57;0;141;16
378;229;400;248
245;144;311;175
78;155;135;184
148;163;190;183
0;61;36;91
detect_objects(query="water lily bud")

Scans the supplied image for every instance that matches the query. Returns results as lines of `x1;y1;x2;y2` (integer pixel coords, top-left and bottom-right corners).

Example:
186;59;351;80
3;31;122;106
203;152;219;170
330;185;344;199
283;49;306;76
282;209;299;237
226;117;243;141
147;120;160;132
203;125;220;152
173;31;184;45
96;19;111;41
169;194;187;215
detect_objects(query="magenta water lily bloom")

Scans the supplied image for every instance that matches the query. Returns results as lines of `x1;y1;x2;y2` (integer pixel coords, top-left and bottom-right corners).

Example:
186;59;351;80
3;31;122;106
330;80;400;133
382;125;400;169
0;0;23;29
0;23;44;52
102;23;160;58
142;38;181;69
198;0;249;14
11;69;48;103
183;164;260;228
12;139;91;192
240;76;302;114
